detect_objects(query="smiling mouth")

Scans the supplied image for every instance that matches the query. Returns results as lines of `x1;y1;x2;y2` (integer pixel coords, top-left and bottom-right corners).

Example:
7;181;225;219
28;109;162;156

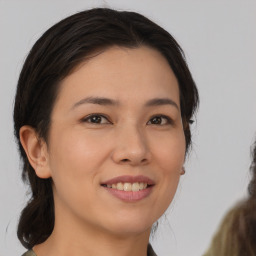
100;175;155;201
101;182;152;192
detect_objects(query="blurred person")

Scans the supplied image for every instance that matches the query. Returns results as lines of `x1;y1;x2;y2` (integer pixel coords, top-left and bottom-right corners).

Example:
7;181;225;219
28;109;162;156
204;139;256;256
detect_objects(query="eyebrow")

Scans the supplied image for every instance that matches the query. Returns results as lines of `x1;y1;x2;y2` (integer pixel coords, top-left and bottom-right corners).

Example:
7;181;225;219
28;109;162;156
72;96;179;110
72;96;119;109
145;98;179;110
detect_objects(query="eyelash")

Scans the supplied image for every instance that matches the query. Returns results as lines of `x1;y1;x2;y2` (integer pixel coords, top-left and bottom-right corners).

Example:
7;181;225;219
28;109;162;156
147;115;174;126
81;114;173;126
81;114;112;124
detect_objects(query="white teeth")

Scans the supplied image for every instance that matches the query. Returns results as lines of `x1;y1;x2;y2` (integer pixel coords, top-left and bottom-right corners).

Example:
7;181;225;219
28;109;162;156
123;183;132;191
106;182;148;191
139;182;144;190
132;182;140;192
117;182;124;190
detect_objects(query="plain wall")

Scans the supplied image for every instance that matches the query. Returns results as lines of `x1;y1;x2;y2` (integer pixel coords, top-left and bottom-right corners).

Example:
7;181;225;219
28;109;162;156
1;1;256;255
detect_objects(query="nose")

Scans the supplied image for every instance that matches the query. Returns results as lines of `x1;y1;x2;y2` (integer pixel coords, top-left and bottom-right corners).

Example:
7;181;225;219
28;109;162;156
111;126;151;166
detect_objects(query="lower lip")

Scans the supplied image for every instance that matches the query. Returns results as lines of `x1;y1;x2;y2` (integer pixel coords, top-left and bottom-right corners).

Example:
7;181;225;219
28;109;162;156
103;186;153;202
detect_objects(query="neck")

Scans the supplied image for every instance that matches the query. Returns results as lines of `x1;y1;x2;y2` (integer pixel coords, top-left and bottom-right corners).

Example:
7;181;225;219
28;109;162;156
33;205;151;256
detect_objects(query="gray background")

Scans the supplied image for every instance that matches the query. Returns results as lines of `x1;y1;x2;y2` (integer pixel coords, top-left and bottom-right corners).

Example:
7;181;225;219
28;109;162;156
1;0;256;255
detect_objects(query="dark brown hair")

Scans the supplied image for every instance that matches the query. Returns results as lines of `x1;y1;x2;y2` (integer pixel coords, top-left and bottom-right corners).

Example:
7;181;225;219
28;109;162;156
13;8;199;249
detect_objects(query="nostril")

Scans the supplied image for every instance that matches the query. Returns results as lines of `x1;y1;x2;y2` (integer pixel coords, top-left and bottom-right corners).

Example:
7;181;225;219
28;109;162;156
121;159;129;162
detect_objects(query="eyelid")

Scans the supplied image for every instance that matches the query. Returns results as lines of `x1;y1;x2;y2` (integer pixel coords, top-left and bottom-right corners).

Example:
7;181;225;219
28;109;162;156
147;114;174;125
81;113;112;124
80;113;174;125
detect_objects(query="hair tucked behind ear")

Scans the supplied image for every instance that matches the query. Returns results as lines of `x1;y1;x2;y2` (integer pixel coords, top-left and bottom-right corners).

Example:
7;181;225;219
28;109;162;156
14;8;199;249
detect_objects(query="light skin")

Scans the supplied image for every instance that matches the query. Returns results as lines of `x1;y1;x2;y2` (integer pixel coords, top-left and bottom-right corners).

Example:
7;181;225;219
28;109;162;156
20;46;186;256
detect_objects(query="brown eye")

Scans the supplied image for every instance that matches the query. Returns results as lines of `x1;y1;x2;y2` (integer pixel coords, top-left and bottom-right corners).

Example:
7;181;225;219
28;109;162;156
150;117;162;124
82;114;110;124
147;115;172;125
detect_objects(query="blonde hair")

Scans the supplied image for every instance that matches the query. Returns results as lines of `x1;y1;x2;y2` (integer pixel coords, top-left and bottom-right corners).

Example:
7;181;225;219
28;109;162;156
204;199;256;256
204;140;256;256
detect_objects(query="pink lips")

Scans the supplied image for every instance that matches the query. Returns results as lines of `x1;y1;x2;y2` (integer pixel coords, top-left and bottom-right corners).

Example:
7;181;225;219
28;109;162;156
101;175;155;202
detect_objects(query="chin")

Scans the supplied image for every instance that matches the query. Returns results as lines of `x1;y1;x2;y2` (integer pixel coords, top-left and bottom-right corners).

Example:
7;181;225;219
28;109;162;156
109;224;152;238
102;214;155;237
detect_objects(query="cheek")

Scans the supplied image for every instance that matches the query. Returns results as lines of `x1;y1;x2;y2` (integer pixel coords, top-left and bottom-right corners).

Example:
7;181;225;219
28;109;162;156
47;128;115;207
151;131;185;209
49;129;109;177
153;131;186;171
47;129;110;212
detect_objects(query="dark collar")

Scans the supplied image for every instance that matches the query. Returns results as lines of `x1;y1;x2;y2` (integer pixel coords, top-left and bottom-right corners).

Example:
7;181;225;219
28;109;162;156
23;244;157;256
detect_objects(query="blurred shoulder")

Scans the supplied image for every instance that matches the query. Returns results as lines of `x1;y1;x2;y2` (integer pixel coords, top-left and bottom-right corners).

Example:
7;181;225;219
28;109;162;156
21;250;36;256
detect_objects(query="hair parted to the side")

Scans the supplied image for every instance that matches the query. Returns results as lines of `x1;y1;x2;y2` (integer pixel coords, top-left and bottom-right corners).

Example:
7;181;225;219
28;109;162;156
13;8;199;249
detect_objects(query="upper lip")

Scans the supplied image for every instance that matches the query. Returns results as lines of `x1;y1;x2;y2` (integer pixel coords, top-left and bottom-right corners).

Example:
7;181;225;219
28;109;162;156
101;175;155;185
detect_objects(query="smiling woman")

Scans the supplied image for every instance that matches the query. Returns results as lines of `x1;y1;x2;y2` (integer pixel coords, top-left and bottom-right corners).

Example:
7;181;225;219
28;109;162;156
13;8;199;256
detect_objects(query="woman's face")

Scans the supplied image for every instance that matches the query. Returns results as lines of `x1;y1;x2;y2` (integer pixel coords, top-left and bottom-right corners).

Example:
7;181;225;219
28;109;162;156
45;46;186;236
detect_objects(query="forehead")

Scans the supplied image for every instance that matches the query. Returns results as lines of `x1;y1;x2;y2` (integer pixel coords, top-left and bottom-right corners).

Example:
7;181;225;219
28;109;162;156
55;46;180;108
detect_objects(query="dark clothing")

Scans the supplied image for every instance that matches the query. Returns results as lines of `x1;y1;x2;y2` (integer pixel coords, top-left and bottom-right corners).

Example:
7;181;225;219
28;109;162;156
22;244;157;256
